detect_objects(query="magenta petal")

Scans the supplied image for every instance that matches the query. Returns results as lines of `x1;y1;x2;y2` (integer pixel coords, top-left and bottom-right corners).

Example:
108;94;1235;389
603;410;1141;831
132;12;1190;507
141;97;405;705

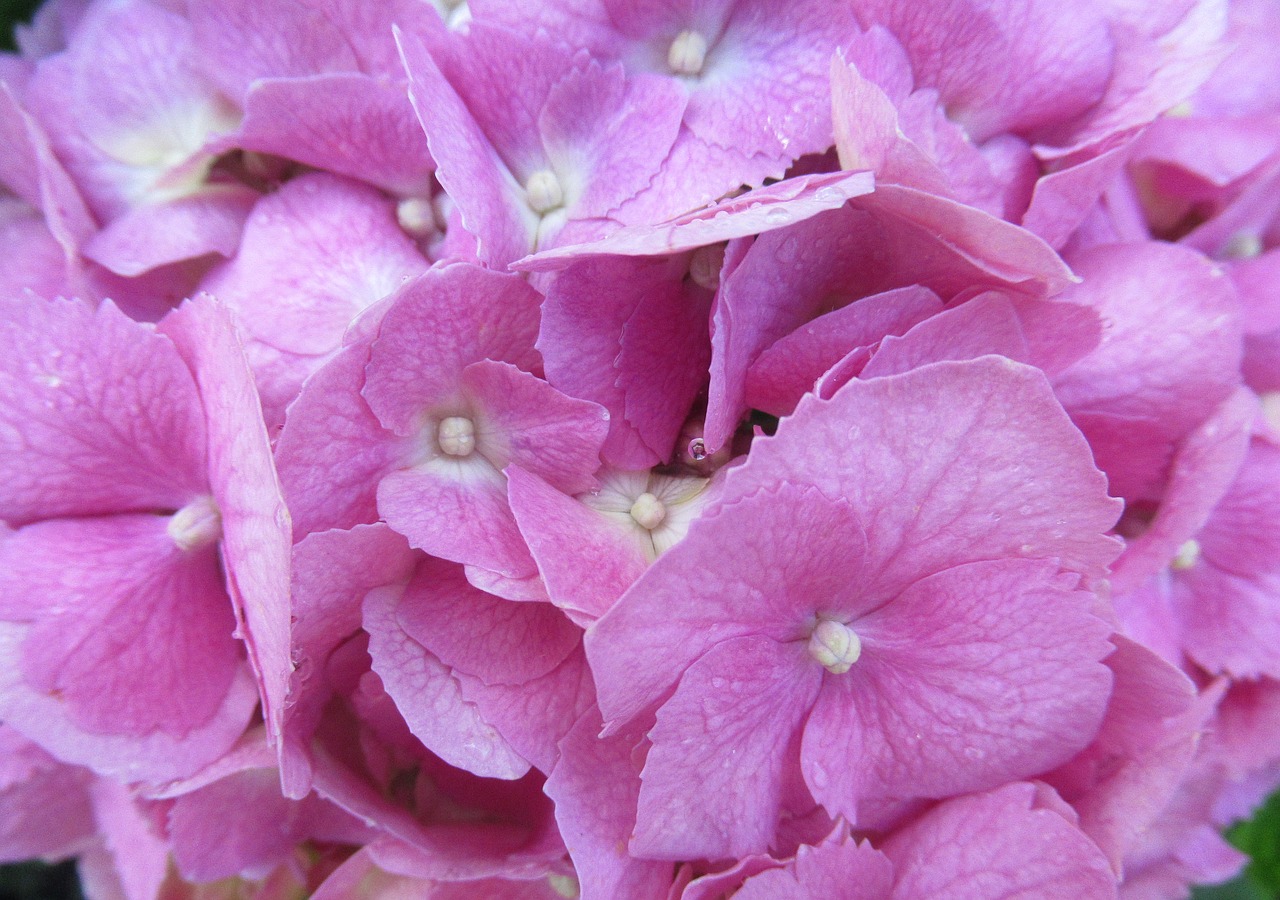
463;360;609;493
588;484;870;731
0;727;94;863
0;297;207;525
160;296;292;756
1111;390;1256;595
745;285;942;417
634;635;822;860
883;782;1117;898
283;525;416;798
802;559;1112;816
0;627;256;783
83;185;258;276
734;826;894;900
1;515;238;738
398;29;531;269
397;558;580;687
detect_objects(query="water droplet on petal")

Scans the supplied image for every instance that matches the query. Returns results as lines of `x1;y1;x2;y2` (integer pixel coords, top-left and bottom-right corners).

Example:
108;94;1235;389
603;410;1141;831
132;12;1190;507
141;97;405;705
688;438;708;461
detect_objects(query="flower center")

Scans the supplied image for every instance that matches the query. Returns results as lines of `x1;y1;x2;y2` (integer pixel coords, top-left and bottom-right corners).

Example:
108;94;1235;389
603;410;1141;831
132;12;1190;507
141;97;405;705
667;30;708;76
167;495;222;551
396;197;438;237
1171;539;1201;571
808;619;861;674
525;169;564;215
629;492;667;530
437;416;476;457
689;244;725;290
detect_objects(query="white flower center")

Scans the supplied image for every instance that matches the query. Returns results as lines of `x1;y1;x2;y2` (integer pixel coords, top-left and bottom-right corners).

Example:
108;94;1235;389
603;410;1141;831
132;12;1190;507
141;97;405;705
525;169;564;214
396;198;437;237
629;492;667;530
437;416;476;457
167;495;222;551
808;619;861;674
1171;539;1201;571
667;30;708;76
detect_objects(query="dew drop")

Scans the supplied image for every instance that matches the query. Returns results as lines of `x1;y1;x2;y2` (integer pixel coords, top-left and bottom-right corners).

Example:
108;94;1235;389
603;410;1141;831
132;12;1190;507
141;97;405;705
688;437;708;461
764;207;792;225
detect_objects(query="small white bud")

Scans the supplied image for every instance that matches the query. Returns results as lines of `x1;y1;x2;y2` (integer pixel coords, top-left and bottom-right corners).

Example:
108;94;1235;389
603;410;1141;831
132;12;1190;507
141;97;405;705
668;29;708;76
397;198;437;238
525;169;564;214
437;416;476;457
168;496;222;551
1171;539;1201;571
808;619;861;674
629;492;667;530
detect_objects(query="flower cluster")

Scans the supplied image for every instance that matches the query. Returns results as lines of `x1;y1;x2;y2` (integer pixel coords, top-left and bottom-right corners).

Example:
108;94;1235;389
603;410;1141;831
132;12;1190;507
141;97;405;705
1;0;1278;898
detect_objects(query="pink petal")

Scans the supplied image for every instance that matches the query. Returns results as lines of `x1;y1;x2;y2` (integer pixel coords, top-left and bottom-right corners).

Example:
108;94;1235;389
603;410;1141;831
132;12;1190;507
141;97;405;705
160;296;293;757
514;170;875;272
545;708;673;900
882;782;1117;898
634;635;822;859
0;297;207;525
364;582;532;780
803;559;1112;816
722;358;1122;599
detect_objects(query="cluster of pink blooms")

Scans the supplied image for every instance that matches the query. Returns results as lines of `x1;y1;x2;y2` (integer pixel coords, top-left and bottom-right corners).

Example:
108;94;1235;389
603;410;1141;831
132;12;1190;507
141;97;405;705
3;0;1280;897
